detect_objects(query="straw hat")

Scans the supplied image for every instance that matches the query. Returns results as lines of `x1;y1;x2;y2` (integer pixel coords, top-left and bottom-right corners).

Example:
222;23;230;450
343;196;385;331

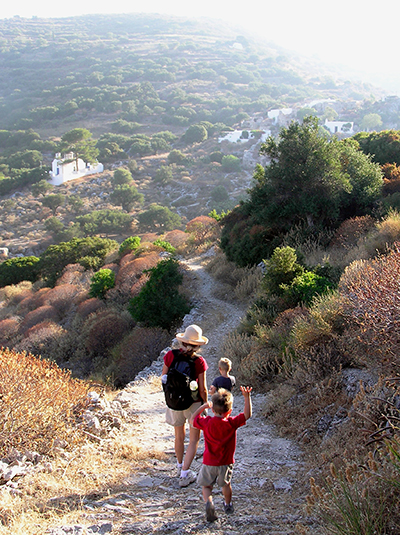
176;325;208;346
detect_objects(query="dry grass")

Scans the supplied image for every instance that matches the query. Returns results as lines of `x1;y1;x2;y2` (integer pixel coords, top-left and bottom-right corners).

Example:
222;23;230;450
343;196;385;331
0;431;163;535
0;348;89;456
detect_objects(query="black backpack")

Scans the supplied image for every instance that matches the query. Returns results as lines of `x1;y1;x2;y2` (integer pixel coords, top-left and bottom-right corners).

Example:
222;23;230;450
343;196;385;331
163;349;199;410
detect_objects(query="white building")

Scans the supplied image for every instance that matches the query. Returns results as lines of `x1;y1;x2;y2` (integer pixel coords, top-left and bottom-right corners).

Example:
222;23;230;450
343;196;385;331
324;120;354;135
49;152;104;185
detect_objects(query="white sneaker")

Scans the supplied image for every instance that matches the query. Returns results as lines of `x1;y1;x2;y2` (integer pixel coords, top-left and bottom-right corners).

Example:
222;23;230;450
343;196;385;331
179;469;197;487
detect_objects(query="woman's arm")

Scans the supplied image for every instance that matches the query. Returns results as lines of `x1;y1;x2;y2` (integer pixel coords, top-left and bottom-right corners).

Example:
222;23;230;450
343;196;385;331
198;371;207;404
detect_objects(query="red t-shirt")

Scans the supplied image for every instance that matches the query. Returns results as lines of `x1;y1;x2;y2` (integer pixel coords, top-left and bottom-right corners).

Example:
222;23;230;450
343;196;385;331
163;349;208;379
193;412;246;466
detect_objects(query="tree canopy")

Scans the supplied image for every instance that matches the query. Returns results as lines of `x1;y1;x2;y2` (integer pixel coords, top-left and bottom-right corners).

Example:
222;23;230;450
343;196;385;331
59;128;99;167
137;204;182;232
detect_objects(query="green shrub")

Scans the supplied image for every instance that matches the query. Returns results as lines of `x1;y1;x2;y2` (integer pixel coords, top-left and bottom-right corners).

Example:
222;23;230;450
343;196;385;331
262;246;304;295
152;239;176;254
89;269;116;299
38;237;118;286
0;256;40;287
119;236;141;256
76;210;133;235
282;271;334;306
112;167;133;185
128;258;190;330
221;155;241;172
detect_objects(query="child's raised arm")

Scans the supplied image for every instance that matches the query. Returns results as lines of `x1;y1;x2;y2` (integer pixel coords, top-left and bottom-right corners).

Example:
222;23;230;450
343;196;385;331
189;401;212;426
240;386;252;420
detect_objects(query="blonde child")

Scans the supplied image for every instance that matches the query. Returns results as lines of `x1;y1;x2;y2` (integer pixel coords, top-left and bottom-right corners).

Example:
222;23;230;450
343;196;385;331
209;357;235;395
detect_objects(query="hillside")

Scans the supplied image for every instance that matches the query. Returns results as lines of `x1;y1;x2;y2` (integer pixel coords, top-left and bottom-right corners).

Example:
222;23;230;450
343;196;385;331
1;12;400;257
0;12;388;135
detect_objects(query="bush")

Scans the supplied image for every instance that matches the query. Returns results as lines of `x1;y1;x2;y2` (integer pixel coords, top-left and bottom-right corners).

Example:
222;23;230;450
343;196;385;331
163;230;189;249
282;271;334;306
38;237;118;285
15;321;67;360
221;154;241;172
76;297;105;319
19;305;59;334
119;236;141;256
112;167;133;185
0;317;20;345
186;216;219;245
329;216;375;250
262;246;304;296
184;123;208;144
364;210;400;256
82;309;133;358
106;327;171;387
137;204;182;232
76;210;133;236
110;184;144;211
152;239;176;254
89;269;116;299
128;258;190;330
115;253;159;293
339;245;400;366
291;291;345;352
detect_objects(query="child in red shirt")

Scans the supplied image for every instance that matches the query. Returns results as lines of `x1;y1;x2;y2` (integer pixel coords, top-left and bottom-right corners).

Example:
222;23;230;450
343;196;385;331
190;386;252;522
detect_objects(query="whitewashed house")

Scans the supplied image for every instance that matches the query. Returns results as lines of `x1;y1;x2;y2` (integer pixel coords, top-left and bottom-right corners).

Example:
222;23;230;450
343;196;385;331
49;152;104;185
324;120;354;135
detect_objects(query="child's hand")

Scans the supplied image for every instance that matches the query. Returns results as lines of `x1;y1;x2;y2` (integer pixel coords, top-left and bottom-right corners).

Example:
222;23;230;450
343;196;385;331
240;386;252;397
209;385;216;395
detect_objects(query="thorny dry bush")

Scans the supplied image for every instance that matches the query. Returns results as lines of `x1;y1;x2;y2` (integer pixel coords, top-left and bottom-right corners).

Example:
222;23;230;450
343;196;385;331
0;348;89;456
307;377;400;534
339;244;400;371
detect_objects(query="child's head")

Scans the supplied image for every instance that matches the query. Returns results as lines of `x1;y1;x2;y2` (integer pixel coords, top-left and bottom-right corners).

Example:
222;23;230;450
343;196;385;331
211;388;233;416
218;357;232;374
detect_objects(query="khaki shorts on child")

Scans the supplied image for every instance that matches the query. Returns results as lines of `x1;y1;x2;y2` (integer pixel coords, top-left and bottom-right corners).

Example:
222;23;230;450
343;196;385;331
165;402;202;427
197;464;234;487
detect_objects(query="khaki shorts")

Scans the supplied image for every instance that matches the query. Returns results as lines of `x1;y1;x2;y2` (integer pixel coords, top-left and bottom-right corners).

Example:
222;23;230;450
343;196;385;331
197;464;234;488
165;402;202;427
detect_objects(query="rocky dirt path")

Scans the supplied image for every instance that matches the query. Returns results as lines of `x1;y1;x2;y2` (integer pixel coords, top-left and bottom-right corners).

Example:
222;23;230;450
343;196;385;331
70;254;320;535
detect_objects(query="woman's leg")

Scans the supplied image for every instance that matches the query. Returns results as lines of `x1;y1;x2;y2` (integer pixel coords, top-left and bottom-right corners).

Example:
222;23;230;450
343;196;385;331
182;425;200;470
174;424;185;464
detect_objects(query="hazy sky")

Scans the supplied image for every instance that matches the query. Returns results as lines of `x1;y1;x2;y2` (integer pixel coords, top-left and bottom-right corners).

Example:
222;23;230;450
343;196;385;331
2;0;400;93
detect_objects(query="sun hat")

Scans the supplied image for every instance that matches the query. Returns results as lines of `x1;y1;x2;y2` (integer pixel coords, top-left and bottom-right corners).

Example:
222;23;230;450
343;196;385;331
176;324;208;346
